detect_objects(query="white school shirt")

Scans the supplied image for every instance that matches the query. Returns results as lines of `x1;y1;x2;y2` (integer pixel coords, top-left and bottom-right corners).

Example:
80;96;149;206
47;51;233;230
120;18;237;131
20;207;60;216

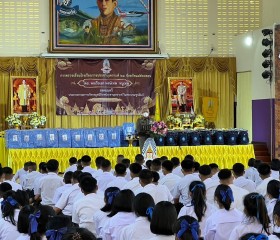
82;166;97;177
172;173;200;205
125;169;131;181
52;183;72;204
178;202;217;237
97;172;116;192
64;164;77;174
72;192;104;235
93;210;110;238
203;178;220;204
0;209;20;240
172;166;184;177
229;184;249;212
16;233;30;240
119;216;155;240
147;235;175;240
141;183;173;204
229;217;269;240
269;235;280;240
33;173;46;195
12;168;27;184
211;172;219;181
204;208;243;240
159;173;181;192
55;183;81;216
102;212;137;240
271;170;279;180
256;177;274;197
37;172;64;206
21;171;41;190
244;167;260;183
3;180;22;191
106;176;128;189
233;176;256;193
121;177;143;194
266;198;278;223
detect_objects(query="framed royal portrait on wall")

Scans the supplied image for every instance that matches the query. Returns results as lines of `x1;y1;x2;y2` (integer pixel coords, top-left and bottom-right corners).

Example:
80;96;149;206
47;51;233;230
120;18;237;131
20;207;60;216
11;76;38;115
168;77;193;114
49;0;157;53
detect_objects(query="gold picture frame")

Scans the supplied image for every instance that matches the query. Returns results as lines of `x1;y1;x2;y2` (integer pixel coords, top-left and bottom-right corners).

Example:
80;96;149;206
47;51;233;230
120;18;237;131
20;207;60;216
168;77;193;114
11;76;39;115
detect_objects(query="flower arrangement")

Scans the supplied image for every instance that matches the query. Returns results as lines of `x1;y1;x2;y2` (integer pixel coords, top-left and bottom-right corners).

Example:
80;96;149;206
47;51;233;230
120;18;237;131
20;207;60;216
29;112;47;127
150;121;168;136
193;114;205;126
5;113;22;127
166;115;175;123
173;117;182;125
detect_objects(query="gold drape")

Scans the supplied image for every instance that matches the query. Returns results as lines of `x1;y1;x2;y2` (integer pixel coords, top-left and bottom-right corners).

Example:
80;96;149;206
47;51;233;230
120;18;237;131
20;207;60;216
0;57;236;130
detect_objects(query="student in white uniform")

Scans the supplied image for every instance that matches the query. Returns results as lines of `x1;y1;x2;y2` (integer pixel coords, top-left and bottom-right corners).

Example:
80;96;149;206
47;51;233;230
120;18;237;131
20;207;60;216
122;163;143;194
120;192;156;240
81;155;97;177
94;187;120;239
97;159;116;192
270;159;280;180
64;156;78;175
244;158;260;183
178;181;217;237
12;162;29;185
21;162;41;194
0;190;29;240
134;154;146;169
148;201;177;240
204;184;243;240
266;180;280;223
106;163;128;189
269;201;280;239
254;160;265;186
0;182;12;219
94;156;106;179
159;160;181;192
122;158;131;181
171;157;184;177
72;176;104;235
16;205;35;240
52;171;73;204
150;159;164;179
193;162;201;178
102;189;136;240
229;192;271;239
2;167;22;191
232;163;256;193
256;163;274;197
173;215;202;240
209;163;219;181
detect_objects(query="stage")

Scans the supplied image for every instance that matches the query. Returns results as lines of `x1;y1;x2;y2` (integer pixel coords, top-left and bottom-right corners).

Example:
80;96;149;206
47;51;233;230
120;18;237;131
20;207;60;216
0;136;255;172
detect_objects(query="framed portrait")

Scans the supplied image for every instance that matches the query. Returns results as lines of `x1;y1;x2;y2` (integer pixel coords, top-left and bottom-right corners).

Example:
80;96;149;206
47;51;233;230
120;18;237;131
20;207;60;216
49;0;157;53
10;76;39;115
168;77;193;114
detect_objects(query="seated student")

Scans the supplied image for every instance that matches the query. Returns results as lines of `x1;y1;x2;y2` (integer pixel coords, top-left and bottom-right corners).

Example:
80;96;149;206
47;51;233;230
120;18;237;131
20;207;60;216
232;163;256;192
198;164;219;205
102;189;136;240
35;159;64;206
254;160;264;186
64;157;78;174
93;187;120;239
270;159;280;180
138;169;173;204
12;162;30;185
95;156;105;179
119;192;156;240
45;215;72;240
256;163;274;197
173;215;203;240
244;158;260;183
209;163;219;181
159;160;181;192
2;167;22;191
149;201;177;240
81;155;97;177
134;154;146;169
62;227;97;240
121;163;143;194
218;169;249;212
33;162;48;203
106;163;128;189
16;205;35;240
97;159;116;192
117;155;125;164
193;162;200;177
0;190;29;240
0;182;12;219
122;158;131;181
21;162;41;193
204;184;243;240
229;192;271;239
269;200;280;239
171;157;184;177
145;160;152;170
52;171;73;204
77;159;83;171
240;233;268;240
150;159;163;179
184;154;195;162
178;181;217;237
72;176;104;235
266;180;280;223
54;171;83;216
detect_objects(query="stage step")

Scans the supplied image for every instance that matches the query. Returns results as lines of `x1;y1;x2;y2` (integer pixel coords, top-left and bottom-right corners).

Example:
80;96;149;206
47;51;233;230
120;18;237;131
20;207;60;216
252;142;271;163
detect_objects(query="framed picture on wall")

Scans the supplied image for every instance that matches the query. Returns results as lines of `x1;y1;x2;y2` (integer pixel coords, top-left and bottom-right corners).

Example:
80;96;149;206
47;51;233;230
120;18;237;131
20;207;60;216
10;76;38;115
168;77;193;114
49;0;157;53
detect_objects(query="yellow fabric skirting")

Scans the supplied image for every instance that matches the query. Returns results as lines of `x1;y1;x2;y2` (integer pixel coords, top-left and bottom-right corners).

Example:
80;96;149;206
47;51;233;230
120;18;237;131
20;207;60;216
5;144;255;172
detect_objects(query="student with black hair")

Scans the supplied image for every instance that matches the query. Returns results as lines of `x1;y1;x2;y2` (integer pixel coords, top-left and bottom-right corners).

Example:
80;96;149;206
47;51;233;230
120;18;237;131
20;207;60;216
21;162;41;198
17;205;35;240
120;192;156;240
269;201;280;239
122;158;131;181
52;171;73;204
244;158;261;184
62;227;97;240
102;189;136;240
232;163;256;192
159;160;181;192
12;161;30;185
184;154;195;162
95;156;105;179
270;159;280;180
229;192;271;239
64;157;78;174
266;180;280;223
122;163;143;194
193;162;200;176
72;176;104;235
134;154;145;168
209;163;219;180
93;187;120;239
204;184;243;240
97;159;116;192
149;201;177;240
106;163;128;189
178;181;216;237
171;157;184;177
146;160;152;170
45;215;72;240
35;159;64;206
173;215;202;240
150;159;163;179
81;155;97;177
256;163;274;197
0;190;29;240
2;167;22;191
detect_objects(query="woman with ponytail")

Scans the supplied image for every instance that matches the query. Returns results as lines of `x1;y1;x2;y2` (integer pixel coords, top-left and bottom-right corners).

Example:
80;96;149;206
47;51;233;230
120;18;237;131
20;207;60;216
204;184;243;240
229;192;271;240
178;181;216;237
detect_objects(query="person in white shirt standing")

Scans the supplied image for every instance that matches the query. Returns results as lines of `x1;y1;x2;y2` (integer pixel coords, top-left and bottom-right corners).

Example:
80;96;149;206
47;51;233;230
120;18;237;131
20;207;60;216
232;163;256;193
256;163;274;197
106;163;128;189
64;157;77;175
34;159;64;206
2;167;22;191
122;163;143;194
159;160;181;192
81;155;97;177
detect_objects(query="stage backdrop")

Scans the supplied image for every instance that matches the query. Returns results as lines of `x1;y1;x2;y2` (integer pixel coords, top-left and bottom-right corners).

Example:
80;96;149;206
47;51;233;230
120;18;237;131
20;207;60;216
55;59;155;115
